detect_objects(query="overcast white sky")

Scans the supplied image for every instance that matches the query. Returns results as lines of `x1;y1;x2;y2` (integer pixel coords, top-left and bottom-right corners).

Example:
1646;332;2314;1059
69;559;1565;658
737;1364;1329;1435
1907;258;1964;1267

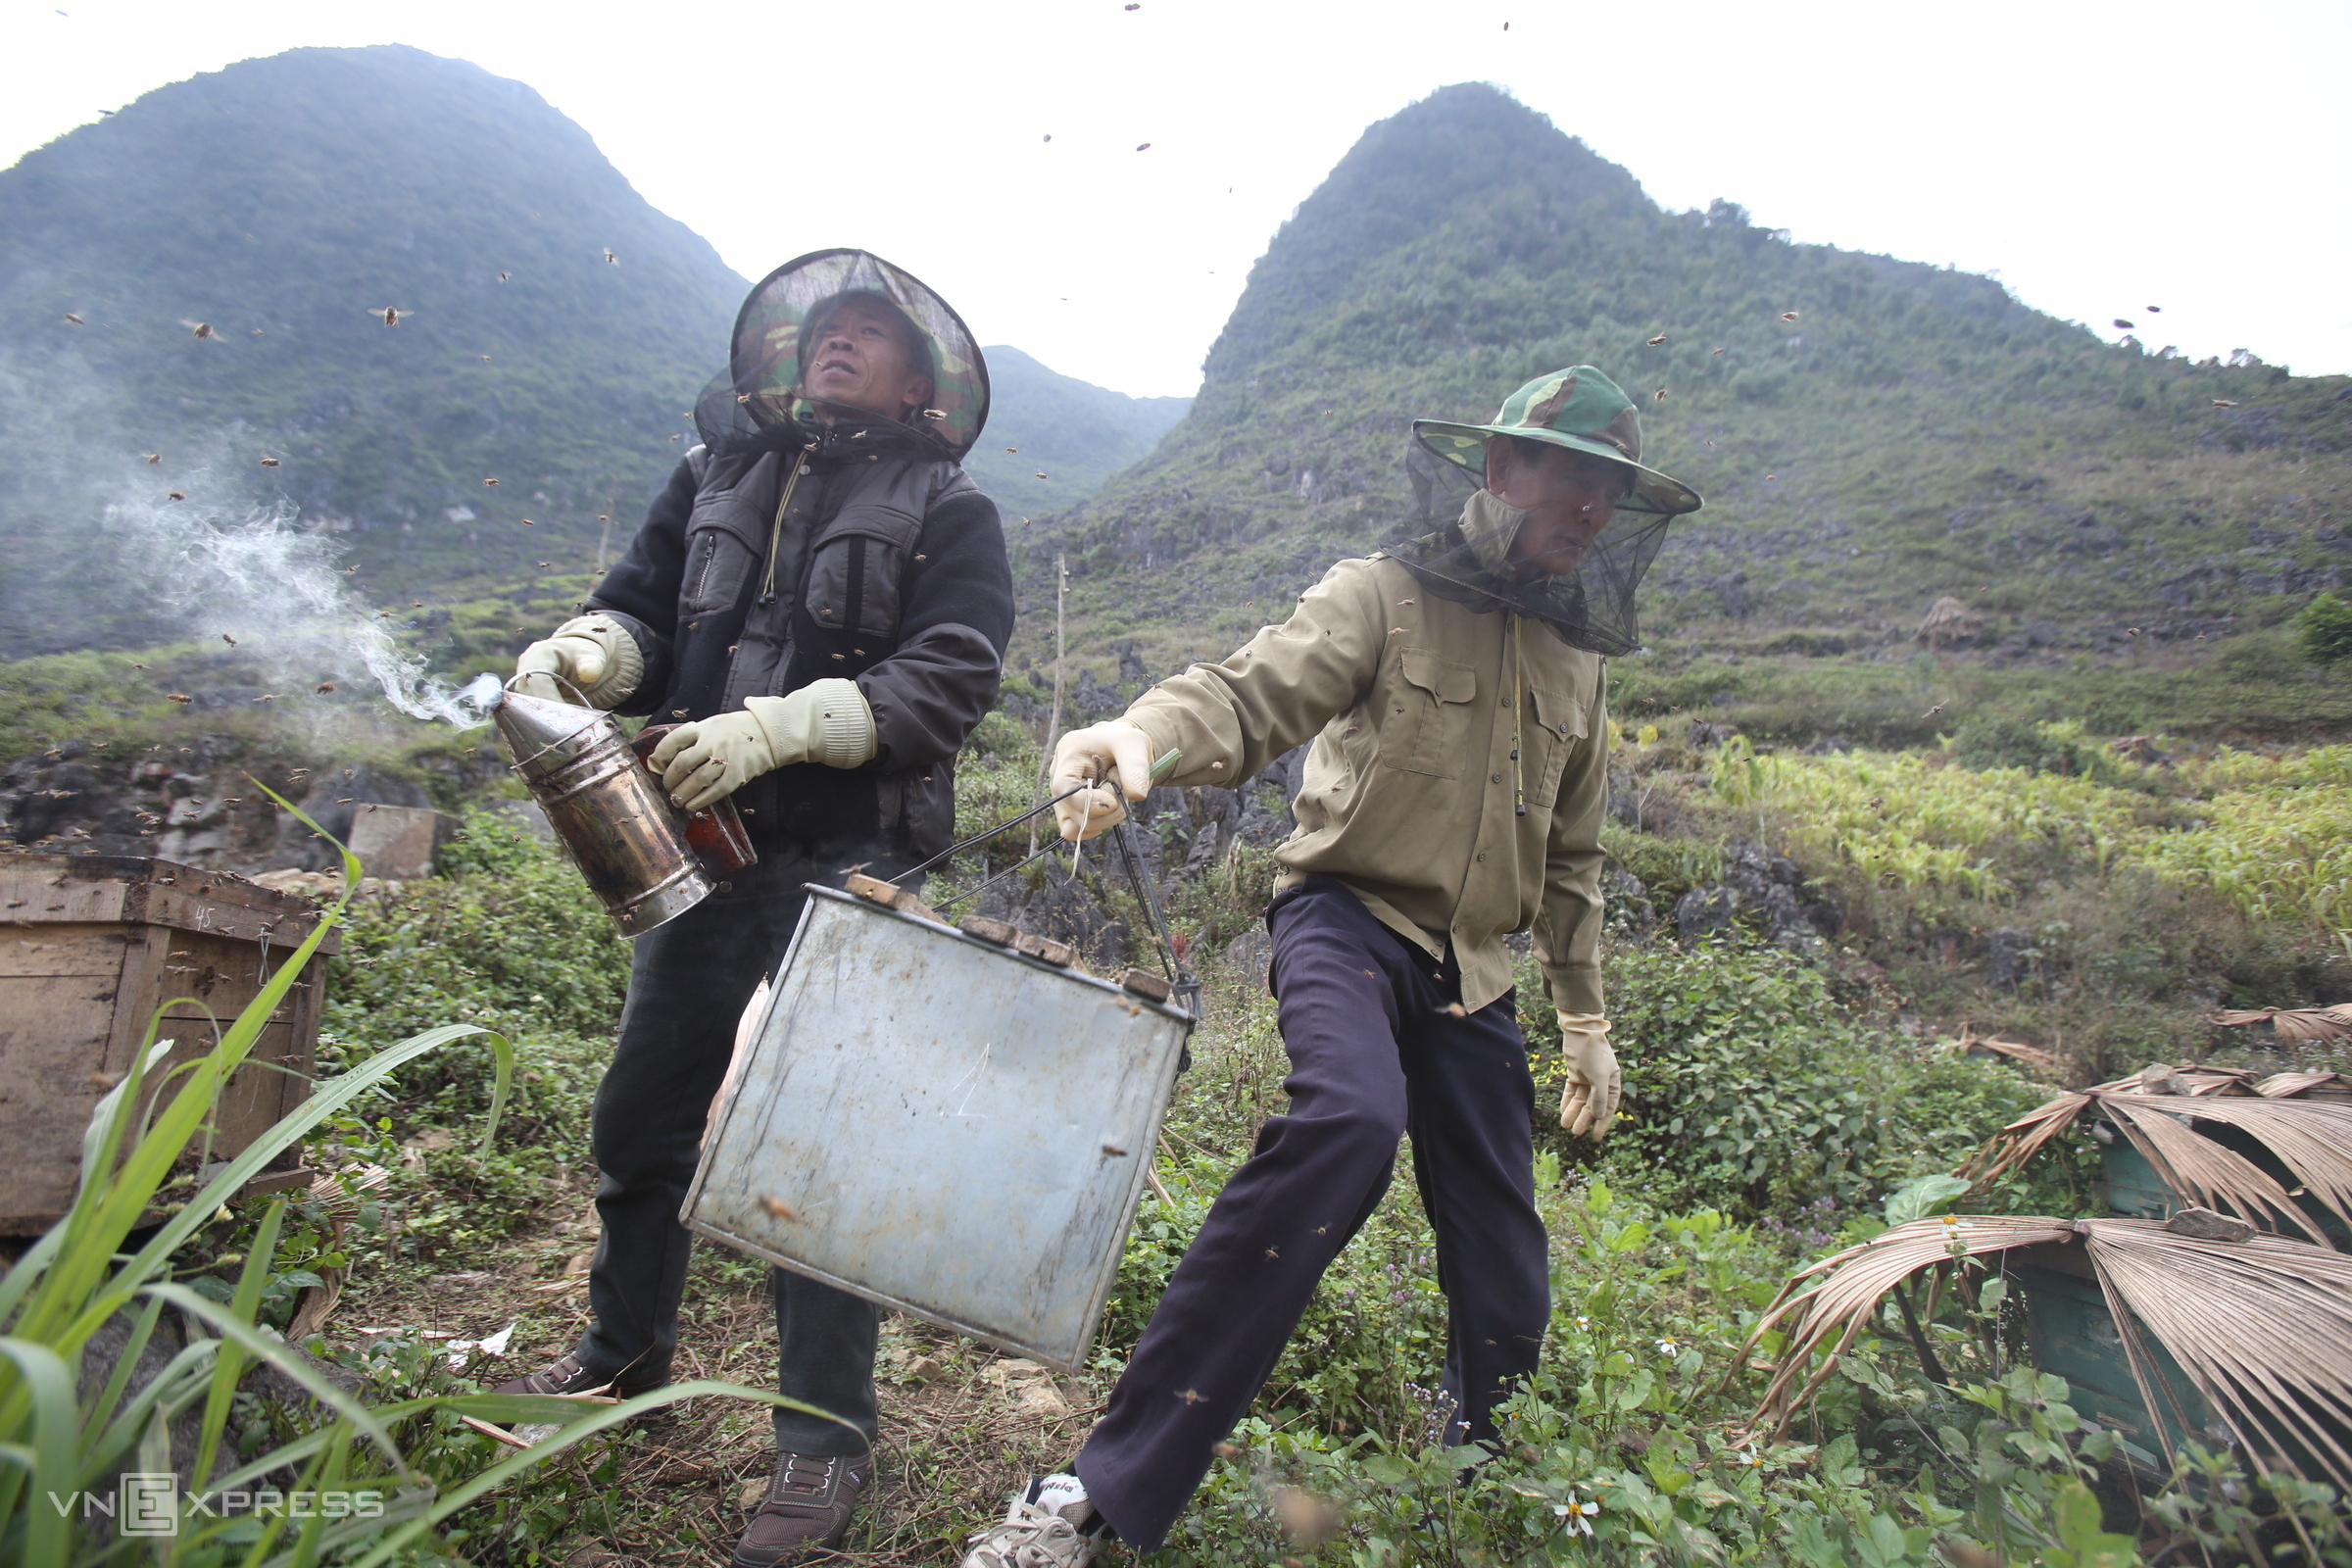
6;0;2347;399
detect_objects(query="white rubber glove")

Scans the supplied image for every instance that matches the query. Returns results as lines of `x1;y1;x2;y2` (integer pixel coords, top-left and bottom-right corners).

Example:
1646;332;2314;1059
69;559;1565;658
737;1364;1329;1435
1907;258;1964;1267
514;615;642;709
649;680;875;811
1049;720;1155;842
1557;1012;1620;1141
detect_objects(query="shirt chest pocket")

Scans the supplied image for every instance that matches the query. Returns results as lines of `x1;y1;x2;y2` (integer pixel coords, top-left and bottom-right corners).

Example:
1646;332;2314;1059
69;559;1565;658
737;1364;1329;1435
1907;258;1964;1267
1526;686;1589;809
803;504;923;639
1381;647;1479;779
679;490;771;617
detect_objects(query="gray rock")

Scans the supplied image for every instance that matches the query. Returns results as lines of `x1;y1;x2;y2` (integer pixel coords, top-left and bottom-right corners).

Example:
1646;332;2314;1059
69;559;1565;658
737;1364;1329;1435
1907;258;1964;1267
1675;886;1742;942
1987;927;2035;990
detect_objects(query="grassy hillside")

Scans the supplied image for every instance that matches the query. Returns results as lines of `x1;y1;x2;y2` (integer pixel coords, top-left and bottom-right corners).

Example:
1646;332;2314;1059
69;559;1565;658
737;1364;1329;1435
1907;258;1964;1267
961;345;1190;525
1015;83;2352;743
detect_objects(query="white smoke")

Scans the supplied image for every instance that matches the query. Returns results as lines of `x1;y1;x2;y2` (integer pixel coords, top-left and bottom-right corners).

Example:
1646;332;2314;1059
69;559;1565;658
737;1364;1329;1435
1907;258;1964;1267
97;468;493;729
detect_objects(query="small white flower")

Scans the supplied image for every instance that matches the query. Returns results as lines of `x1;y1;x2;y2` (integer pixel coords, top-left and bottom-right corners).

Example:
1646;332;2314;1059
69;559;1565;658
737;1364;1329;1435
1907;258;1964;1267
1655;1337;1680;1354
1574;1315;1590;1329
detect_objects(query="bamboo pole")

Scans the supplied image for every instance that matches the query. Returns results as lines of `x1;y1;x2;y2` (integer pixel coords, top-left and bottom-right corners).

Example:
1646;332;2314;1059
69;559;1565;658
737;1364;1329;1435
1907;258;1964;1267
1029;553;1068;857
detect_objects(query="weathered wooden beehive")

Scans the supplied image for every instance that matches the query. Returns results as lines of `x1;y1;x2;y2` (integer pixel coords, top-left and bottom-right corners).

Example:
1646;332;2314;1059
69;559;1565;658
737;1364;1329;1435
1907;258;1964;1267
0;854;337;1233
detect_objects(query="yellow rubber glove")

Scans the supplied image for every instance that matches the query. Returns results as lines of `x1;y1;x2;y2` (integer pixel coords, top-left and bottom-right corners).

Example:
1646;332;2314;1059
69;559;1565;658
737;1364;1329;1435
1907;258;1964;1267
514;615;642;709
649;680;875;811
1049;720;1155;842
1557;1012;1620;1141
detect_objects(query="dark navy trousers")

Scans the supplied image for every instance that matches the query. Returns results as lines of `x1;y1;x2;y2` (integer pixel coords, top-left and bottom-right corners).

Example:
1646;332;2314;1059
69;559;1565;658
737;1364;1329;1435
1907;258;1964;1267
575;837;914;1456
1076;877;1551;1550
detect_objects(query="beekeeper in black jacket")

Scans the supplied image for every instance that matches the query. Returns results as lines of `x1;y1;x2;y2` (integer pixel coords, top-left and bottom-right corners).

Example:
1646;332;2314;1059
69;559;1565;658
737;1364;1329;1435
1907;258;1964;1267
504;249;1013;1567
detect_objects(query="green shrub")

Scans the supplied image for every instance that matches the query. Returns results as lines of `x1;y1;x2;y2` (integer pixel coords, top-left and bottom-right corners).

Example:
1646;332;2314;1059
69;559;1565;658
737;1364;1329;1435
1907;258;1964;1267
1949;715;2096;776
1513;941;2074;1222
2295;589;2352;663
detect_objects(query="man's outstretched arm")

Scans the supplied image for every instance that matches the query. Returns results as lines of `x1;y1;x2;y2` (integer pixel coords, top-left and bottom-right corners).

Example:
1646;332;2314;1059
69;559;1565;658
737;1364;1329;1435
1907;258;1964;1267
1053;559;1387;837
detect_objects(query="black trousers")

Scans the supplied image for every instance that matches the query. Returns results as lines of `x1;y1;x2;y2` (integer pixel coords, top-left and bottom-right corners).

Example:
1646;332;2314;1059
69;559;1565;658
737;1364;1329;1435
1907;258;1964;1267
572;836;913;1456
1075;877;1551;1550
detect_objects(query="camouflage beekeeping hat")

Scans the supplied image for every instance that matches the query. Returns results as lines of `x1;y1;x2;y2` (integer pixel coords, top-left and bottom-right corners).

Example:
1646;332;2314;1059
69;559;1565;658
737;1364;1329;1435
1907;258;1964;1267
1412;366;1702;517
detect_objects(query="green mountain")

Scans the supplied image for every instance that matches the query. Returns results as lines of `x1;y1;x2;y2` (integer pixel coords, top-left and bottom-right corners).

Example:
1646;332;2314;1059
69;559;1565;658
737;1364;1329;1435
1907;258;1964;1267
0;43;742;649
0;44;1176;662
961;345;1190;525
1027;83;2352;737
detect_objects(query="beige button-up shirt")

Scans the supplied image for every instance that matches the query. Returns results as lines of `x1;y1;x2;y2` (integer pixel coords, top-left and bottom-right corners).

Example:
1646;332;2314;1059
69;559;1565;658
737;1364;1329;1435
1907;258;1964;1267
1124;553;1608;1016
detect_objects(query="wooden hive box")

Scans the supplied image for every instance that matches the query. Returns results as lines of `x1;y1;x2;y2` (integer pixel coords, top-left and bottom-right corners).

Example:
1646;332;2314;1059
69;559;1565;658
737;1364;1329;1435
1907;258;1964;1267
0;854;339;1234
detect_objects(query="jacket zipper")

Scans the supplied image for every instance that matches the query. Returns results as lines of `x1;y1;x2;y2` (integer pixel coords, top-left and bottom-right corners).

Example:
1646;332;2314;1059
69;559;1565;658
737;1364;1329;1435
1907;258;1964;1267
758;450;811;606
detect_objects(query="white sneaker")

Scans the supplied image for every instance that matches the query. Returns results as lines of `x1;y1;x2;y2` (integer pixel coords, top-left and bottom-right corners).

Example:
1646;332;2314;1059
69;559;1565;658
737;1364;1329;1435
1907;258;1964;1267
961;1474;1104;1568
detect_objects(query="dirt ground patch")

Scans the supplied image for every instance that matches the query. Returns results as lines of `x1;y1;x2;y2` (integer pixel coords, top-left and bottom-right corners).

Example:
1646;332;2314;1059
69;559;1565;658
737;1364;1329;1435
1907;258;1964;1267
326;1193;1109;1564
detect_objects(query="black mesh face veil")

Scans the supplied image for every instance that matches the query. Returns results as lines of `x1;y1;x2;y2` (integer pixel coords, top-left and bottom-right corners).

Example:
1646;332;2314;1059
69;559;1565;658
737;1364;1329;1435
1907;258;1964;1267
693;248;989;458
1384;444;1671;657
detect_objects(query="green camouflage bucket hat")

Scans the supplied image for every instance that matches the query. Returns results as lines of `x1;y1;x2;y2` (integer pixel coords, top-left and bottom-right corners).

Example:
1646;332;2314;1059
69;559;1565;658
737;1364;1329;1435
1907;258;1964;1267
1412;366;1702;517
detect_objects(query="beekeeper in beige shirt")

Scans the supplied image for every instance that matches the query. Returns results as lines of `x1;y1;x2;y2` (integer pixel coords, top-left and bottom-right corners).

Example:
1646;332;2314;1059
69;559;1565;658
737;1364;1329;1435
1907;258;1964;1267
958;365;1705;1567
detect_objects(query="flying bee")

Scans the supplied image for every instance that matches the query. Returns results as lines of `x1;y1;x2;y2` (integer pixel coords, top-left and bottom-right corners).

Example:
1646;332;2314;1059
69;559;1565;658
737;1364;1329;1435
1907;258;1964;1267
316;682;336;693
376;307;410;325
1653;389;1667;402
498;271;512;281
63;313;83;324
1646;333;1666;347
167;490;185;500
181;320;216;339
1780;312;1799;322
602;247;617;264
145;454;160;464
221;633;237;646
260;456;279;466
484;476;499;485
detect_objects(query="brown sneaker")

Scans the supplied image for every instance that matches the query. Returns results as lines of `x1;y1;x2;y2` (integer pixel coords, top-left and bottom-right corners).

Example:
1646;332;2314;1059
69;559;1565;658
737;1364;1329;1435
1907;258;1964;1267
487;1352;666;1400
731;1451;869;1567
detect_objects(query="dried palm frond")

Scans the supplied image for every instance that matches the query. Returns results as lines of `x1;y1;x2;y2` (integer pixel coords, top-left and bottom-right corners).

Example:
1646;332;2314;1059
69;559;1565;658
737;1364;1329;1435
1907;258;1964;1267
1958;1093;2092;1188
2084;1221;2352;1489
1745;1215;2078;1420
2258;1070;2352;1101
1959;1086;2352;1244
307;1160;392;1217
2096;1061;2259;1096
2098;1095;2331;1246
1953;1031;2071;1083
1746;1216;2352;1492
2215;1005;2352;1044
2103;1093;2352;1240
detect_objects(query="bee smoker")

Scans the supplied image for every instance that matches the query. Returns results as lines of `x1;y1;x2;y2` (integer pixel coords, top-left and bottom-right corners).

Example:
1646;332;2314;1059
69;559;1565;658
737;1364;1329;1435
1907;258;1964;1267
490;678;757;936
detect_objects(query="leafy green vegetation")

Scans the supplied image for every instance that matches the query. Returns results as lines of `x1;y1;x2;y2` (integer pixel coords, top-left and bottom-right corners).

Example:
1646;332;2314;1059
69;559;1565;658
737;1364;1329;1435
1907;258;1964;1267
2298;590;2352;663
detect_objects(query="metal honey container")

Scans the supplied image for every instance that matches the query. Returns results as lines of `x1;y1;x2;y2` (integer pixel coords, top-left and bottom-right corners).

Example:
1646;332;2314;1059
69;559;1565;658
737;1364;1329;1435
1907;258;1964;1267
490;682;754;937
685;886;1193;1371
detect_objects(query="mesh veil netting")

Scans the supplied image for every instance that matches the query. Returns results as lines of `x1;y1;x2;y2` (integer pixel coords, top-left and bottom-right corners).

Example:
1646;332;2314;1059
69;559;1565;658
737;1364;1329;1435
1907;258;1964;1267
1386;438;1671;658
693;248;989;460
